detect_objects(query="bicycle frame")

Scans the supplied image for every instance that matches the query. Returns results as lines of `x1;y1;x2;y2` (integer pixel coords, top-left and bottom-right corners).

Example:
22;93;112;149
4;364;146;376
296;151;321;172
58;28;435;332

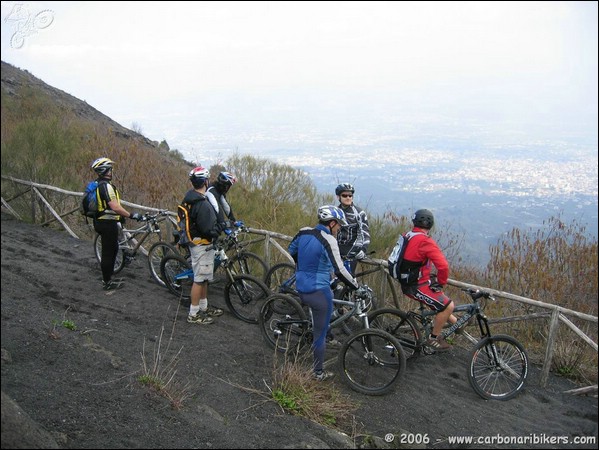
94;211;175;274
413;301;491;346
274;288;373;340
118;211;174;256
118;222;158;255
331;294;370;330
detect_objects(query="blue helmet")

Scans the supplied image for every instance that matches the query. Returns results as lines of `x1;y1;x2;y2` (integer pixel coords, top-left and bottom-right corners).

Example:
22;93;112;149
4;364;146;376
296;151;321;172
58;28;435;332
317;205;348;226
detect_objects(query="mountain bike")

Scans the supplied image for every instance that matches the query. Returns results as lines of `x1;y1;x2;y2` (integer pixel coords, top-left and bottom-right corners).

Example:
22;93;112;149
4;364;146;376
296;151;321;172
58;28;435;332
160;239;270;324
259;285;406;396
94;211;178;286
368;288;529;400
264;250;403;310
264;259;379;322
159;222;268;290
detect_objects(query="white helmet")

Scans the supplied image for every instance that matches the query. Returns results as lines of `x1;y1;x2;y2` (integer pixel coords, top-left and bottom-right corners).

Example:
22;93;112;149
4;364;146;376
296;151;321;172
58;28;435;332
91;157;114;176
189;166;209;181
317;205;348;226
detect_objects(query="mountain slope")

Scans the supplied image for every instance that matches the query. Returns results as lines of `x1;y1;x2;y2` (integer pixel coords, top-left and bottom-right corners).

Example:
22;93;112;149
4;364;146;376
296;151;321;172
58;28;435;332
1;212;597;449
1;60;155;147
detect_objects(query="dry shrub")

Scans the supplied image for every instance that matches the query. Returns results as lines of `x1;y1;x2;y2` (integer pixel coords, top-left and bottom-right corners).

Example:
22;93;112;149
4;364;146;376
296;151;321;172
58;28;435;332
139;324;194;410
269;348;358;430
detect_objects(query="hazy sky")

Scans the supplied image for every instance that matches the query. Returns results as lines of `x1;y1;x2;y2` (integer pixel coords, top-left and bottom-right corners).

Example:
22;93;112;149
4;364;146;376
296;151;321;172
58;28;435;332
1;1;598;152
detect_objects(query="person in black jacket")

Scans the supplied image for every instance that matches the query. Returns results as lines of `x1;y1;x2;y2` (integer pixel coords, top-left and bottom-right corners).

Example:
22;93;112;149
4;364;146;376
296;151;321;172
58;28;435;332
182;166;224;325
207;171;237;231
335;183;371;275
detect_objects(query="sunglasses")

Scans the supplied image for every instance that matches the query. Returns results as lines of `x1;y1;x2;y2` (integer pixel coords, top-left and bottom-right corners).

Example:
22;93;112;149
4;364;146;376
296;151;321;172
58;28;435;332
340;194;353;198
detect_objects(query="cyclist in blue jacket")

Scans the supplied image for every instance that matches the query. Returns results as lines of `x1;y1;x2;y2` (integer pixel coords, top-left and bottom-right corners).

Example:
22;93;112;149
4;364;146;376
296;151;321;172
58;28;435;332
288;205;359;381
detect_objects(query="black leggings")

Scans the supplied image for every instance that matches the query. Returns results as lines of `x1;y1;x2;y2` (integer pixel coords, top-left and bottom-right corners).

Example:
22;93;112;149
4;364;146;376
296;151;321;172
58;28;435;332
93;219;119;283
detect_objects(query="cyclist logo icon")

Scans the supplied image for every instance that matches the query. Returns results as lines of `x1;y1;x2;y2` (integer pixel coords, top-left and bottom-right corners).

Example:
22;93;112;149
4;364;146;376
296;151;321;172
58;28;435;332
4;4;54;49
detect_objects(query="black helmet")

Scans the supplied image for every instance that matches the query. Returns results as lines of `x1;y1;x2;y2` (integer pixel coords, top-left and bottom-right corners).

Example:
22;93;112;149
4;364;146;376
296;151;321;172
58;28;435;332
412;209;434;229
335;183;355;196
215;171;236;191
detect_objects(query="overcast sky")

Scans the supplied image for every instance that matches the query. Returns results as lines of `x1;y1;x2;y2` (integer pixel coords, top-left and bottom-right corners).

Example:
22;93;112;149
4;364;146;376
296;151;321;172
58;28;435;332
1;1;598;151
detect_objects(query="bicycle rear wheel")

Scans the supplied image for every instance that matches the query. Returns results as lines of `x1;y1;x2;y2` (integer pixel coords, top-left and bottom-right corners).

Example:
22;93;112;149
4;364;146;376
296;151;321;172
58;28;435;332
94;233;125;274
468;334;528;401
259;293;309;353
160;253;193;306
224;274;270;323
338;329;406;396
368;308;422;359
147;241;178;287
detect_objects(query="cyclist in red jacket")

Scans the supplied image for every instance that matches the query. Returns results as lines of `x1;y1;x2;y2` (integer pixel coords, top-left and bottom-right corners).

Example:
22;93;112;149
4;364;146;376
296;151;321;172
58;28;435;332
400;209;458;351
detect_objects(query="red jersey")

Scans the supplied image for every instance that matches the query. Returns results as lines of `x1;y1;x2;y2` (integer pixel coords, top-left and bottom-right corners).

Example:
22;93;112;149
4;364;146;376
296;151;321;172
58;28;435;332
402;227;449;285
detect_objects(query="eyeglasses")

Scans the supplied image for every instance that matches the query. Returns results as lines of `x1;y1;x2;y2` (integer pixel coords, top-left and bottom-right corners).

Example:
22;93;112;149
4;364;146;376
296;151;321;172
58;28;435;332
340;194;353;198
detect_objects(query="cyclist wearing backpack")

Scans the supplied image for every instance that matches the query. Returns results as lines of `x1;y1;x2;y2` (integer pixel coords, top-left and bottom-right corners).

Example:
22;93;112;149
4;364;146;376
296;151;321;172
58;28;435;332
90;157;144;291
182;166;225;325
335;183;370;275
400;209;458;351
207;171;238;231
288;205;360;381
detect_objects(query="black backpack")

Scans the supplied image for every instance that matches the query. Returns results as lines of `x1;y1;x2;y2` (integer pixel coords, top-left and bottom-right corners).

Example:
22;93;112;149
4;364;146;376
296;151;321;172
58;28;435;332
387;231;424;285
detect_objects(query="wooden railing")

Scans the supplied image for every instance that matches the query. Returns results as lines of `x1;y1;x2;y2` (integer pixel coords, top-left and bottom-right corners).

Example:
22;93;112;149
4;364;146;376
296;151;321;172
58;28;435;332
2;175;597;393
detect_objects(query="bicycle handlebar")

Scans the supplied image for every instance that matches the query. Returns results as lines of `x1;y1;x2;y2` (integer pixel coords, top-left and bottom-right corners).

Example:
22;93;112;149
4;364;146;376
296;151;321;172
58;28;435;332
462;287;495;302
141;210;171;221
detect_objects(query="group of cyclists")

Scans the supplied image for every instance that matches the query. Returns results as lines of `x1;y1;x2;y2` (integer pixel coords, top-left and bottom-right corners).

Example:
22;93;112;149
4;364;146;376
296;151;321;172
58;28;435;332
90;156;456;381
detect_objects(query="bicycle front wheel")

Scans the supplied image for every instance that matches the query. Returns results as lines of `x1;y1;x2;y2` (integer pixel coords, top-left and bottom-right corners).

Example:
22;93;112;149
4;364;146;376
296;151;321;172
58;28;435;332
264;262;296;294
468;334;528;401
259;293;308;353
147;241;178;287
94;233;125;274
228;251;269;281
338;329;406;396
224;274;270;323
368;308;422;359
160;253;193;306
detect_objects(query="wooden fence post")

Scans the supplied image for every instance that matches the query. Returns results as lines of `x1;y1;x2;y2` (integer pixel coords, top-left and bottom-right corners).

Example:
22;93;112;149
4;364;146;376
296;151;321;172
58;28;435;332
541;309;560;387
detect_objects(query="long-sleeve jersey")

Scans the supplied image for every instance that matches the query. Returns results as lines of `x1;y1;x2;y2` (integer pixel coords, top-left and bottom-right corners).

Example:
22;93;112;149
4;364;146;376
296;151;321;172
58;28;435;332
207;186;236;225
402;227;449;285
337;203;370;258
288;224;359;293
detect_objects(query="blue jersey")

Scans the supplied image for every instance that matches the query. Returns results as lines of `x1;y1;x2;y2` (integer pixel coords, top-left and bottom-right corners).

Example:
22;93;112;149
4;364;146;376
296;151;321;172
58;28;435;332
288;224;358;293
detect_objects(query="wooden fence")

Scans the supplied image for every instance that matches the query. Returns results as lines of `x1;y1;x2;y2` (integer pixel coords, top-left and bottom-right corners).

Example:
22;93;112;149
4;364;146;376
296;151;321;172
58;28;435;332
2;175;597;394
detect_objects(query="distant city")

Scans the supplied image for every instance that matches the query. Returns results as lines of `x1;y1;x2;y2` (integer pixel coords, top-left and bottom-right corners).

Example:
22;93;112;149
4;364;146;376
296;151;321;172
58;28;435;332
129;106;598;266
